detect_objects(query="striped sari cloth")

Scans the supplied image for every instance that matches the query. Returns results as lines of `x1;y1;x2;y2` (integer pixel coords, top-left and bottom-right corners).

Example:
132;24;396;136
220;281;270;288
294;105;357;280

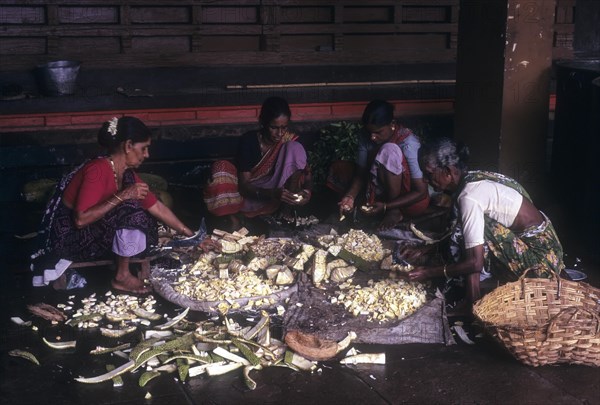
203;133;307;218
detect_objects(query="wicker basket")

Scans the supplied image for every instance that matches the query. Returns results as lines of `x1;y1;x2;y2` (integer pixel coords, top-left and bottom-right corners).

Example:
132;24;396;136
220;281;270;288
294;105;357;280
473;271;600;367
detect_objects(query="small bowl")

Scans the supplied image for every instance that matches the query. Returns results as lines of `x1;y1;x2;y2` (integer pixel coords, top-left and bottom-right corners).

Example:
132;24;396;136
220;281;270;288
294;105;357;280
563;268;587;281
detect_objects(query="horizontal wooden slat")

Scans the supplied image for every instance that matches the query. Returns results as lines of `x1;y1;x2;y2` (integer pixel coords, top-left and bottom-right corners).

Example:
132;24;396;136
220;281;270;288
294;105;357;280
58;6;119;24
280;34;332;51
0;52;283;70
58;36;121;54
0;6;46;24
277;23;458;34
130;6;192;24
344;34;449;52
343;6;393;23
0;0;264;5
201;6;259;24
0;1;460;4
0;25;265;36
0;48;459;70
1;23;460;36
0;0;572;71
131;36;190;53
0;37;46;55
199;35;261;51
280;6;334;23
402;6;450;23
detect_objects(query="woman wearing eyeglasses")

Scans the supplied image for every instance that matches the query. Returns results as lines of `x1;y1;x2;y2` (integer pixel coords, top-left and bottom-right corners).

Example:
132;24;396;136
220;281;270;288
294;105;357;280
204;96;311;229
399;137;564;308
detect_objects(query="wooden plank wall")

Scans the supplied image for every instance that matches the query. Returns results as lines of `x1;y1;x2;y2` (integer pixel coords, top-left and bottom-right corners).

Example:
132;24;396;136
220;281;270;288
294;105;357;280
0;0;574;71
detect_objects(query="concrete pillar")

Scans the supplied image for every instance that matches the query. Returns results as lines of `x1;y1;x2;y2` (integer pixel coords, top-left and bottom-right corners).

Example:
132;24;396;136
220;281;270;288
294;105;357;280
454;0;556;199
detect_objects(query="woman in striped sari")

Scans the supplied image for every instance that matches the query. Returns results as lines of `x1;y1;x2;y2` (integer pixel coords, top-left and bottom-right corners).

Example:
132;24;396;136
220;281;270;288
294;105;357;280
203;97;311;229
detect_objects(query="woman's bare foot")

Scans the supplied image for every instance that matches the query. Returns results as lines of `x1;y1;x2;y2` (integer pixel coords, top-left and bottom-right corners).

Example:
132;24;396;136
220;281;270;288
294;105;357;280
229;214;241;232
137;261;150;285
378;208;403;230
112;274;150;294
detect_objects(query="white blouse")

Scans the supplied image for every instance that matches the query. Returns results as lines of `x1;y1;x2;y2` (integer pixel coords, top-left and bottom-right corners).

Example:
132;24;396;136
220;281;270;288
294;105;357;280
458;180;523;249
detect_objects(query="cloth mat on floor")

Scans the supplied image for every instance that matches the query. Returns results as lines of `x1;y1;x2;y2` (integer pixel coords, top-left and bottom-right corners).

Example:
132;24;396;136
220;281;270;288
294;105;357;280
283;275;455;345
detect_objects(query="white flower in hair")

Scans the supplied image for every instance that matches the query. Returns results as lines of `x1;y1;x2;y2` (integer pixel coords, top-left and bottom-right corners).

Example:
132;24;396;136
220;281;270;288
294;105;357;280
108;117;119;138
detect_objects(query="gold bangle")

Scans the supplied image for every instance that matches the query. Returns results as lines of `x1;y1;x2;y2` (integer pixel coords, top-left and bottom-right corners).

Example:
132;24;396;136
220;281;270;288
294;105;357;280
107;199;117;206
443;264;449;279
113;193;124;202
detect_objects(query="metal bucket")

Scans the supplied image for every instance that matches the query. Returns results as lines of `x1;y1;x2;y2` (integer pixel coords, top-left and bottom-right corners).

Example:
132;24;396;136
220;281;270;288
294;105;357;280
36;60;81;96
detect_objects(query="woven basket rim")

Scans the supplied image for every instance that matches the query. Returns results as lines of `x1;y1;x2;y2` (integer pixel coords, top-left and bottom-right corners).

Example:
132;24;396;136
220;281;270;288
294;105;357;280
472;275;600;367
473;275;600;311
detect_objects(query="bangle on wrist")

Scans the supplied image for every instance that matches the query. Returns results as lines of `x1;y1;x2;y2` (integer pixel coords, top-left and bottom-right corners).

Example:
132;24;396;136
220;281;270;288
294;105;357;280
113;193;123;202
383;203;387;214
443;264;449;279
107;199;117;206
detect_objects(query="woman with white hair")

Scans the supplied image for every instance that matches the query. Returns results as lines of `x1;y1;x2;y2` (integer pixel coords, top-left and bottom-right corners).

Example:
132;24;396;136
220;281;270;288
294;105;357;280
400;137;564;307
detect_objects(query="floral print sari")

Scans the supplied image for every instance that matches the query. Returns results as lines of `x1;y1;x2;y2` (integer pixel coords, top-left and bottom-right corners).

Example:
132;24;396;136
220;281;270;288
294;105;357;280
453;171;564;281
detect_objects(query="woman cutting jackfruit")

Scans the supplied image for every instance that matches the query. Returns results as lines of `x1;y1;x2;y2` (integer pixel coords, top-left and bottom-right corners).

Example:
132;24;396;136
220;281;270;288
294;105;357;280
334;100;430;230
203;96;312;230
33;116;215;293
399;137;565;310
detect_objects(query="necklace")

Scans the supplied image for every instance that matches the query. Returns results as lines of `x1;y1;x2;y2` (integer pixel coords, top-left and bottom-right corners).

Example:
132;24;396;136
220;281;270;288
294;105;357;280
257;132;266;155
258;132;272;156
108;157;119;190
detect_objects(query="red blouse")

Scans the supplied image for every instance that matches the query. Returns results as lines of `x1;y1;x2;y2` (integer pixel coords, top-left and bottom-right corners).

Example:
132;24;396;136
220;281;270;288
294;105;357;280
63;158;157;212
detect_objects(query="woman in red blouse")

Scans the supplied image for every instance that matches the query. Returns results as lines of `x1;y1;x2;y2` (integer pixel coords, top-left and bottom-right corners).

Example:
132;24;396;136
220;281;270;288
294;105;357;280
37;116;197;293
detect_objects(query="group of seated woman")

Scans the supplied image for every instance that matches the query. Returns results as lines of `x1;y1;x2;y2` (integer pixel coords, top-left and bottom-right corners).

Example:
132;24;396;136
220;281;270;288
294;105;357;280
203;97;430;232
32;97;564;312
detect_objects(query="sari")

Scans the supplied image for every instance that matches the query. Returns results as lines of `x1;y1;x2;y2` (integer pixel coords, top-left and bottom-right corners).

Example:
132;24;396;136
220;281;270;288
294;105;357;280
204;132;308;218
450;171;564;281
32;160;158;273
327;127;429;216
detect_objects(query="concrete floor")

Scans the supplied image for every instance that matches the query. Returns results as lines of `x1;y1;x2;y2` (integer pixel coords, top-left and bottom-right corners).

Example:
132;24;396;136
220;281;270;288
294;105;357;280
1;187;599;405
1;61;598;404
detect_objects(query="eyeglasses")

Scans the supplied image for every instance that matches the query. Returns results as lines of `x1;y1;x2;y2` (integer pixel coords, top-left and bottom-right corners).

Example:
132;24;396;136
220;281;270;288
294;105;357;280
422;166;442;182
